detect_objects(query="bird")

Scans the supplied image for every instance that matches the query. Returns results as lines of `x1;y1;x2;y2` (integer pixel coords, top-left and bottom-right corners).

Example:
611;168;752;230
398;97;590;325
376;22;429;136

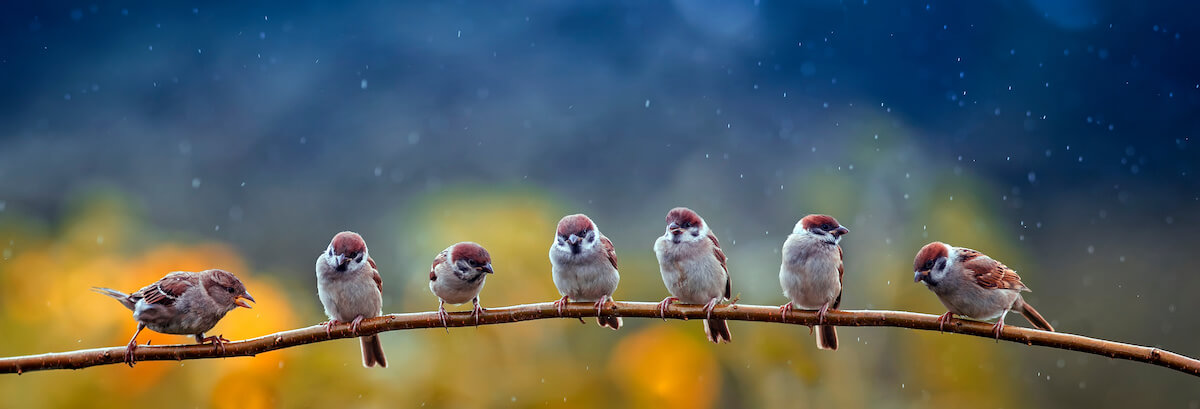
654;207;733;343
779;214;849;350
428;242;494;329
92;269;255;366
912;241;1055;338
549;213;622;330
315;231;387;368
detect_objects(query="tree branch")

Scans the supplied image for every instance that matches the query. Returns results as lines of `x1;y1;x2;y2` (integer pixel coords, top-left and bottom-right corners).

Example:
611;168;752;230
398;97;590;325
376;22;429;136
2;302;1196;377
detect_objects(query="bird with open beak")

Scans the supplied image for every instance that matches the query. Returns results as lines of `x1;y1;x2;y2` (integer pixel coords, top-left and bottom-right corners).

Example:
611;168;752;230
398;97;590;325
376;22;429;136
429;242;494;329
93;269;255;366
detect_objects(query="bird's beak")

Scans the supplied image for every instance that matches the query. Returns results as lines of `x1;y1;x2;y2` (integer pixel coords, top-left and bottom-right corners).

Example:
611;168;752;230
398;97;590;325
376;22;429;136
235;292;255;308
568;234;580;245
833;226;849;237
478;263;494;274
668;222;683;235
335;254;347;266
913;271;925;283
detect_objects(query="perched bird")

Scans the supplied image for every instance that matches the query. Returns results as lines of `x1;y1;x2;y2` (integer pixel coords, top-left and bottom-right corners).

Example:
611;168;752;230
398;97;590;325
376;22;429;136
549;214;622;330
92;269;255;366
654;207;733;343
429;242;494;329
779;214;849;350
912;241;1055;338
316;231;387;368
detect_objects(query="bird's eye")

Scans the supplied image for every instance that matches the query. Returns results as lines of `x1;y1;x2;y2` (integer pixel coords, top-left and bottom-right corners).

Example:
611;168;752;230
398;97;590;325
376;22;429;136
355;254;364;263
226;287;236;294
924;260;934;270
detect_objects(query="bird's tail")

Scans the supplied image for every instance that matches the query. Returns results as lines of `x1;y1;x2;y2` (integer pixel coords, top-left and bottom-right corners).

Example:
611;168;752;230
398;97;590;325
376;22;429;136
91;287;136;311
703;318;732;344
360;334;387;368
597;315;622;330
815;325;838;350
1016;297;1054;332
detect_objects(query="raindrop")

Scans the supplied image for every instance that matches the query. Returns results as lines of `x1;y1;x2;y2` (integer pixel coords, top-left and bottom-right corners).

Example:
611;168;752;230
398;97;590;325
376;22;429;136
191;178;202;188
360;79;368;89
644;99;651;108
1086;245;1095;254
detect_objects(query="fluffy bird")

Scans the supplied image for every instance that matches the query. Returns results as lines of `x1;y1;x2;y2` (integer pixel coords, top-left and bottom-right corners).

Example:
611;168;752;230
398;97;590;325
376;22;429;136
779;214;849;350
429;242;494;329
92;269;255;366
316;231;387;368
912;241;1055;338
549;214;622;329
654;207;733;343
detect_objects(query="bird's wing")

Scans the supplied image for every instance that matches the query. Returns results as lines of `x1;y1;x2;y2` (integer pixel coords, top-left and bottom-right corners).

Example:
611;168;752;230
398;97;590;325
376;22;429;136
960;249;1029;291
429;250;448;281
708;232;731;299
368;256;383;293
600;235;618;269
833;245;844;309
136;272;197;306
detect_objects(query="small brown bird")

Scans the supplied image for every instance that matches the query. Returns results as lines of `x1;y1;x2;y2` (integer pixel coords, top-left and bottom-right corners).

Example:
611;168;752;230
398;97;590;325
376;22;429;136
93;269;255;366
428;242;494;329
316;231;388;368
779;214;849;350
549;214;622;330
913;241;1054;338
653;207;733;343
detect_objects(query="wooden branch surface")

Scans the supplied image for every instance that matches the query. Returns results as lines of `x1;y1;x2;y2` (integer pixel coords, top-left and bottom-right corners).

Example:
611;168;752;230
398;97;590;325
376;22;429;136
2;302;1196;377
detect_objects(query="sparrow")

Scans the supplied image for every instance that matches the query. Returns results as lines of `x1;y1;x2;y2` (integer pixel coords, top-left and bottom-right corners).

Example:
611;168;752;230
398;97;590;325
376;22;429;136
428;242;494;329
779;214;849;350
912;241;1055;338
316;231;387;368
549;214;622;330
654;207;733;343
92;269;255;366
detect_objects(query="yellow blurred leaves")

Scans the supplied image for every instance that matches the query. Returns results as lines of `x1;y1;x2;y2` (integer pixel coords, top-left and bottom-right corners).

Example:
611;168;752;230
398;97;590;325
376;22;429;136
0;192;295;405
610;326;721;409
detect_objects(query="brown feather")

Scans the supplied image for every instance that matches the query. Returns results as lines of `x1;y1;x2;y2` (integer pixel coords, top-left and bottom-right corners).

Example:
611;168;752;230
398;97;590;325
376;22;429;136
600;236;618;269
135;272;197;306
960;250;1029;291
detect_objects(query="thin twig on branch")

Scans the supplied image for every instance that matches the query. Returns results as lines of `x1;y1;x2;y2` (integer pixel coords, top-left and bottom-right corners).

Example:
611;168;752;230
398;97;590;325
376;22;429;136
1;302;1196;377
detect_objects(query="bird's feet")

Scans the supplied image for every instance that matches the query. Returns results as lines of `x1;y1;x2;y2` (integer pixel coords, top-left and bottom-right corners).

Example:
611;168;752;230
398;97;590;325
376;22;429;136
553;295;570;316
594;295;613;318
349;316;365;336
657;297;679;321
322;320;342;337
702;298;722;320
437;302;450;332
778;302;794;318
816;303;831;325
471;298;485;327
124;340;138;367
199;334;231;355
990;320;1005;341
935;311;954;332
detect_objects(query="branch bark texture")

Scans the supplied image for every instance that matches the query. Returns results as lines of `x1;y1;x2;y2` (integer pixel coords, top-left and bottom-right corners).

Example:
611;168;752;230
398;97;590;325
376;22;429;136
2;302;1196;377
